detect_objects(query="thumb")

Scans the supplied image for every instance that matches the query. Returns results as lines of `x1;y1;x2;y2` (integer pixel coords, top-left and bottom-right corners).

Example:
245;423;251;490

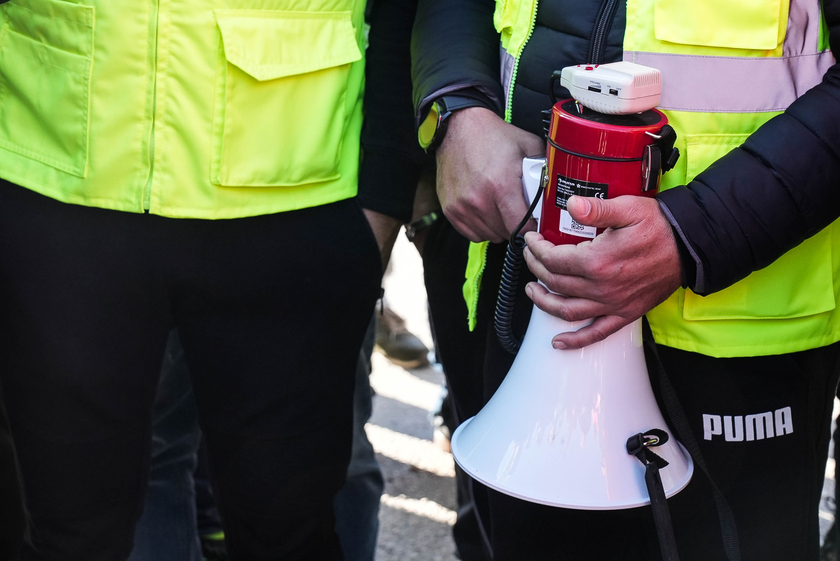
566;195;634;229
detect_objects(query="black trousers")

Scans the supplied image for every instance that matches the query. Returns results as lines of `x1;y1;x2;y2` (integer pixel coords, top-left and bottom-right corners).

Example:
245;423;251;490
437;230;840;561
422;219;493;561
0;181;381;561
0;383;25;561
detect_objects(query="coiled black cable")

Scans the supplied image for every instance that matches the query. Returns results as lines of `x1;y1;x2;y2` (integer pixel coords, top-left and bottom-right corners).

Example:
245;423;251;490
494;167;546;354
494;235;528;354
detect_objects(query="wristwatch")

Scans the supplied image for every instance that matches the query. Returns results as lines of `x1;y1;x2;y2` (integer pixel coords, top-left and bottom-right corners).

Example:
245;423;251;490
418;95;487;151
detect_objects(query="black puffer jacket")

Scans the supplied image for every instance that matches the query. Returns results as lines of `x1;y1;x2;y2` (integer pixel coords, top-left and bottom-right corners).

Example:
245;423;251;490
412;0;840;296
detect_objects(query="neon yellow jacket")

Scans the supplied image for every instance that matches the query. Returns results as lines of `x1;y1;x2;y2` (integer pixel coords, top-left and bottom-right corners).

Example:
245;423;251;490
464;0;839;358
0;0;366;219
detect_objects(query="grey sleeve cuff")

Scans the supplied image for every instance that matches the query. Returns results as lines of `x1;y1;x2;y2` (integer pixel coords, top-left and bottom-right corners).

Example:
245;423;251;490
415;84;502;127
658;199;705;294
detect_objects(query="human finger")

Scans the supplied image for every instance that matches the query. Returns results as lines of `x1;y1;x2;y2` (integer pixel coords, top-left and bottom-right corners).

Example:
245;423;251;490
566;195;641;230
500;191;537;239
522;232;592;278
525;281;606;323
551;314;632;349
522;252;603;300
443;204;505;243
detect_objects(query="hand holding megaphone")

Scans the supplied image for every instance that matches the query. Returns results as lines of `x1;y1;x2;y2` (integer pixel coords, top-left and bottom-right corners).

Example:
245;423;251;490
435;108;544;243
454;66;693;527
453;187;694;513
523;194;682;349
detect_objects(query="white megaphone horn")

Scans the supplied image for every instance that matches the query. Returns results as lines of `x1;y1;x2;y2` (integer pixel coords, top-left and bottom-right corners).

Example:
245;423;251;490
449;157;693;510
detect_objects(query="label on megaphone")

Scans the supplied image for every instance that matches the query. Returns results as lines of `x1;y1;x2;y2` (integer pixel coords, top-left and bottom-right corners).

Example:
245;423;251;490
554;174;609;240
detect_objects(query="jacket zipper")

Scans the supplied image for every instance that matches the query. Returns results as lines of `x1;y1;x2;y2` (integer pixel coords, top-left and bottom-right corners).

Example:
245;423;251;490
482;0;542;332
492;0;542;315
504;0;541;122
143;0;161;212
489;0;542;328
587;0;620;65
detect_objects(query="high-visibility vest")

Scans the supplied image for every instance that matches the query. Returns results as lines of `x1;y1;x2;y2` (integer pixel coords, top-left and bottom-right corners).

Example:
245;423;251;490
0;0;366;219
465;0;838;358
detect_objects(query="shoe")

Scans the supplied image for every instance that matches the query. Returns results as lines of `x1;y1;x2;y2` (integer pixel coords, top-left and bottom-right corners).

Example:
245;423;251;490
375;307;430;369
200;532;229;561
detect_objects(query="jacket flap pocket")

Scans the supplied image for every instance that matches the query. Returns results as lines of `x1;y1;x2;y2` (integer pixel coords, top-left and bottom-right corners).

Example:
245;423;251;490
683;232;835;320
680;131;835;321
215;10;361;82
654;0;785;50
4;0;94;57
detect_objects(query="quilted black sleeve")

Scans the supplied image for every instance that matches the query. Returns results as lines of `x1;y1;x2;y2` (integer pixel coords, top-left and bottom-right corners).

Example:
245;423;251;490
358;0;428;223
411;0;504;121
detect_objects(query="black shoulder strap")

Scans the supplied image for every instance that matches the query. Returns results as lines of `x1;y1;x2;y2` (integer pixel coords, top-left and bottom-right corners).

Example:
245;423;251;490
642;319;742;561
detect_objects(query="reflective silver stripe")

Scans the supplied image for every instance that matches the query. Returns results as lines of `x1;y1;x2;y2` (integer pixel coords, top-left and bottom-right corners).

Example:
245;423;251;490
501;46;516;105
624;0;836;112
624;50;834;112
784;0;822;57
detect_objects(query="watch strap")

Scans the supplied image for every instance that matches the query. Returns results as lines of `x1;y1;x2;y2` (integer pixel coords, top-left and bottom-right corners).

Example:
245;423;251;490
419;95;488;151
437;95;486;115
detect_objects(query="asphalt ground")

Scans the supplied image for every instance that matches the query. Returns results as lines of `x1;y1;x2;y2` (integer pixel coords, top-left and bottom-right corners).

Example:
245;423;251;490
370;233;837;559
371;233;459;561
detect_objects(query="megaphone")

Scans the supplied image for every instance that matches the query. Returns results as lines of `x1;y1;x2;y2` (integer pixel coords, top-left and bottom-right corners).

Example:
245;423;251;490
450;306;693;509
450;63;693;510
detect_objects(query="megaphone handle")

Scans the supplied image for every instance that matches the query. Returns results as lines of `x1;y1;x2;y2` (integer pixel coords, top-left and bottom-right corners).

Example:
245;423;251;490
520;157;546;229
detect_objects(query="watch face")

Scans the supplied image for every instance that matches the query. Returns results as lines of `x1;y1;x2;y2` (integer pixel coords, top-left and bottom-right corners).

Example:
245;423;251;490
418;101;442;149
